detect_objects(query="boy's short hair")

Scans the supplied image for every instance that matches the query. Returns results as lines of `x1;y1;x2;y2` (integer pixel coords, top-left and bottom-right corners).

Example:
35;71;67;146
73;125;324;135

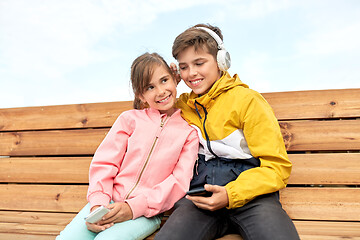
172;24;224;60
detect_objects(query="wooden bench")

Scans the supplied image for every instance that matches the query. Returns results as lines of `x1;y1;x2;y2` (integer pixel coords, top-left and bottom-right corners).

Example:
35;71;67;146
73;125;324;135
0;88;359;240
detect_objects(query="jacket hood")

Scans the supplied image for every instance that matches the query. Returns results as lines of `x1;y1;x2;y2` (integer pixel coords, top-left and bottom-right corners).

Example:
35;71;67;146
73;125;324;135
185;72;249;109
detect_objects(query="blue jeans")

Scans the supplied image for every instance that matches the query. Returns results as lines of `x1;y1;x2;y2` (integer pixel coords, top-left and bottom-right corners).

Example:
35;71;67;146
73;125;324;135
154;192;299;240
56;203;161;240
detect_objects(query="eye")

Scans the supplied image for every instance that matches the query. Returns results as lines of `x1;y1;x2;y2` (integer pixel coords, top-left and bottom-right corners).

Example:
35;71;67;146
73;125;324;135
179;65;187;70
195;61;204;66
145;85;154;91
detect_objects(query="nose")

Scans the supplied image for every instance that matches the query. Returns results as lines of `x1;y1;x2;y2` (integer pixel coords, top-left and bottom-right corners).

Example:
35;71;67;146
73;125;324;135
189;66;197;77
156;85;166;96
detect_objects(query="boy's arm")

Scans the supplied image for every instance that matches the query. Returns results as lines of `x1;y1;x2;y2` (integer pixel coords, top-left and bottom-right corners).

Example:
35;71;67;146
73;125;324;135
225;91;292;209
125;129;199;219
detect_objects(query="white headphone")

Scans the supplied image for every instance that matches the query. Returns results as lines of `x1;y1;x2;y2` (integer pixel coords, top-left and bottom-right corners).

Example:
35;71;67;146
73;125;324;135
196;26;231;71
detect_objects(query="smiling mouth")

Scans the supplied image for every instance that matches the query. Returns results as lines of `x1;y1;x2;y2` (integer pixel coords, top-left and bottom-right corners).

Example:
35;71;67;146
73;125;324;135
189;79;202;86
157;95;171;103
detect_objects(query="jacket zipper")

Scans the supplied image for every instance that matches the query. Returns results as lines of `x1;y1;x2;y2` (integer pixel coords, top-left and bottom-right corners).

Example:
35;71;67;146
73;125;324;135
125;116;168;200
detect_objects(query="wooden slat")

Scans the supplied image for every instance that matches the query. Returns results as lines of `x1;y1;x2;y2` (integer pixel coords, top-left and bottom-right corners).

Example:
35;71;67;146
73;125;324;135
0;157;91;183
0;211;76;225
0;211;74;238
0;119;359;156
0;233;56;240
280;187;360;221
2;185;360;221
0;128;108;156
1;153;359;185
0;184;87;212
1;89;359;132
293;220;360;240
0;223;62;236
288;153;360;185
0;101;133;131
262;88;360;120
280;119;360;151
2;211;360;240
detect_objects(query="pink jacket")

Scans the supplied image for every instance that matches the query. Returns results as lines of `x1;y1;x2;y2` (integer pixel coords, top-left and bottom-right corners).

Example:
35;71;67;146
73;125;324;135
87;108;199;219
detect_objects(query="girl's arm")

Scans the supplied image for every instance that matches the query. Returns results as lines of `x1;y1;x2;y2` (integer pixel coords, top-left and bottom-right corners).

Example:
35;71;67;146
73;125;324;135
125;129;199;219
87;113;132;208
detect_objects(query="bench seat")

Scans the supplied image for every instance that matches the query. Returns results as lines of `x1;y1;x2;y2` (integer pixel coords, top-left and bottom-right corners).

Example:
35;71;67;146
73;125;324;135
1;88;360;239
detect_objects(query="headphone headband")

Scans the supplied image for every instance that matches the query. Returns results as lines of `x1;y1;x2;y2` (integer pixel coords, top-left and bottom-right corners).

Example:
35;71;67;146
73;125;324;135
195;27;224;50
195;26;231;71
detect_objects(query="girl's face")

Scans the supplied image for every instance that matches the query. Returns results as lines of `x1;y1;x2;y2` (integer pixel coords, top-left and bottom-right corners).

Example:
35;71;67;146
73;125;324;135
140;65;177;115
178;46;221;95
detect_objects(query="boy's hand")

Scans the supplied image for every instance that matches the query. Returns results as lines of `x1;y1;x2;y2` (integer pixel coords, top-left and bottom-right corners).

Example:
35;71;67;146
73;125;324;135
97;202;133;225
170;62;181;84
186;184;229;211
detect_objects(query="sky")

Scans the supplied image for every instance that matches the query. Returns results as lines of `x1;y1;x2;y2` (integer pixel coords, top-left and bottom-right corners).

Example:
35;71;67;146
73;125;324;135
0;0;359;109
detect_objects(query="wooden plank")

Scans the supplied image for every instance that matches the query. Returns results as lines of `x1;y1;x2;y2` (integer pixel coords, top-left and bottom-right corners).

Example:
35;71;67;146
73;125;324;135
0;184;87;213
0;101;133;131
1;89;359;132
280;187;360;221
0;233;56;240
262;88;360;120
0;211;74;238
1;119;359;156
280;119;360;151
2;185;360;222
288;153;360;185
0;211;75;225
0;128;108;156
2;211;360;240
1;153;358;185
0;157;91;183
293;220;360;240
0;223;63;236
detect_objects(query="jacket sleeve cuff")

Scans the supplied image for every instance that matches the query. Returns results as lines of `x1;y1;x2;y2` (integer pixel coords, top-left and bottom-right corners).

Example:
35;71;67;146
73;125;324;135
225;183;246;209
88;192;111;208
125;194;148;219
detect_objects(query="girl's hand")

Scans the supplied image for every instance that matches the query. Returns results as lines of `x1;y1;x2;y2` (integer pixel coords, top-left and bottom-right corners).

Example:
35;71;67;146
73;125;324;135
170;62;181;84
86;221;113;233
86;205;114;233
186;184;229;211
98;202;133;225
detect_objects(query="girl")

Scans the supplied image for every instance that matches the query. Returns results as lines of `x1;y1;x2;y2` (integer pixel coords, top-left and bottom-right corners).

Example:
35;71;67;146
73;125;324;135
56;52;199;240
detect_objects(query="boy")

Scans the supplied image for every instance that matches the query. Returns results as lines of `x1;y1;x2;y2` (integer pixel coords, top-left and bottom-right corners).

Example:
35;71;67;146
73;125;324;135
154;24;300;240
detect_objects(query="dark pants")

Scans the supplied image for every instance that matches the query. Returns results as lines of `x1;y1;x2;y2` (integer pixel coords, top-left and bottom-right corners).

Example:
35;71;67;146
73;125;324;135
154;192;300;240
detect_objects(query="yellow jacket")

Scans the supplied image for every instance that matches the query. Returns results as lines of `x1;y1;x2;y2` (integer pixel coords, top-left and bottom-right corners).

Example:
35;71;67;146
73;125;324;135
177;72;291;208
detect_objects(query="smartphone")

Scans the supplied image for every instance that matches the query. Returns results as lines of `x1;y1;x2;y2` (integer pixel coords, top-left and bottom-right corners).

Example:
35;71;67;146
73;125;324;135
84;206;110;223
186;187;212;197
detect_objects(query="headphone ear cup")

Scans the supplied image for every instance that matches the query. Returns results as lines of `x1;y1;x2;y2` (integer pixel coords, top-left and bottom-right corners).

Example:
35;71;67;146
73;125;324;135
217;49;231;71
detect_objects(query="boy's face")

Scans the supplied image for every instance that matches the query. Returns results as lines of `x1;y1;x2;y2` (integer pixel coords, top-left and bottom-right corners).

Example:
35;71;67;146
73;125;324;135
178;46;221;95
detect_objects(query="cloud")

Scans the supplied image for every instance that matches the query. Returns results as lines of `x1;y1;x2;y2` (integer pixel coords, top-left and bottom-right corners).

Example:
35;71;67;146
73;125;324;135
0;0;221;108
295;22;360;56
214;0;295;21
0;0;219;80
238;51;272;92
0;1;117;80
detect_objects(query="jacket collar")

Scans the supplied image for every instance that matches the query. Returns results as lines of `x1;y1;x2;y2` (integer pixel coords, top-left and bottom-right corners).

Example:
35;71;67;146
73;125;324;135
186;72;248;109
146;107;181;118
